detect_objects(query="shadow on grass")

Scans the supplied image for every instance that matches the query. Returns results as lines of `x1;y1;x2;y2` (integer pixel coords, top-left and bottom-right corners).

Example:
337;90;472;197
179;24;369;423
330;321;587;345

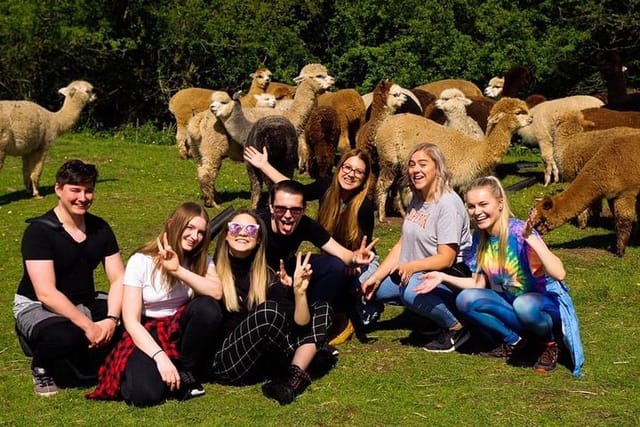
0;179;118;206
216;189;252;204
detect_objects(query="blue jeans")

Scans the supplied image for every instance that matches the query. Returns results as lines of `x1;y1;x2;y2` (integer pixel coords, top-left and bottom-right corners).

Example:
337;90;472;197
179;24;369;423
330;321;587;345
374;272;459;328
456;288;560;345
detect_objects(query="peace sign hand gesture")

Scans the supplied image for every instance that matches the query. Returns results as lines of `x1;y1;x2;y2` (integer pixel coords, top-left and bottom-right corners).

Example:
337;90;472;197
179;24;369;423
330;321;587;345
157;232;179;273
352;236;379;266
292;252;313;296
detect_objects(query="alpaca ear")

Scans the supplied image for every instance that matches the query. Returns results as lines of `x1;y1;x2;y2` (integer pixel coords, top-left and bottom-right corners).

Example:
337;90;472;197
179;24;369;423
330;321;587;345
486;112;504;134
293;75;305;84
233;90;244;100
58;85;74;97
462;97;473;106
250;72;256;79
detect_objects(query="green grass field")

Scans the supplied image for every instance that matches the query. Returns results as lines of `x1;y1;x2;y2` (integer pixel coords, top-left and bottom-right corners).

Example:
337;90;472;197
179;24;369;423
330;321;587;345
0;133;638;426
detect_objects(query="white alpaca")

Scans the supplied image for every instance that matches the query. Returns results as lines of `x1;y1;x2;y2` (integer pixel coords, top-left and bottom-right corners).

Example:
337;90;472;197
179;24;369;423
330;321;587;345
0;81;96;198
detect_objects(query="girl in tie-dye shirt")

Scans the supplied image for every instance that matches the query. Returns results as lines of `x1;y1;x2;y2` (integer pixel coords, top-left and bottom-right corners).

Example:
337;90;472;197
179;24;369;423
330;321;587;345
416;176;583;376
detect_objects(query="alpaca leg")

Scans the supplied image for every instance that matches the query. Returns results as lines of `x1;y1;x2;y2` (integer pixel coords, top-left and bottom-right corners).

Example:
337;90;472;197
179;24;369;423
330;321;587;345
22;149;47;199
538;136;555;186
375;164;396;223
297;134;309;173
337;119;351;156
197;155;222;208
0;150;6;174
612;194;637;256
176;122;191;160
247;166;263;210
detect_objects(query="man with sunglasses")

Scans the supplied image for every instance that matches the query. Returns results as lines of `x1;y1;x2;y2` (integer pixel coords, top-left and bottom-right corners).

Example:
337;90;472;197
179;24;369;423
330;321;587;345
257;180;377;306
12;159;125;397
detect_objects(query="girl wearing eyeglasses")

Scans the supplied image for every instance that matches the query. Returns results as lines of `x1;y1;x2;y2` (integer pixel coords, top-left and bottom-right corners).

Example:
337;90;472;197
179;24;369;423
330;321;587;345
210;209;332;405
88;202;223;407
244;147;377;343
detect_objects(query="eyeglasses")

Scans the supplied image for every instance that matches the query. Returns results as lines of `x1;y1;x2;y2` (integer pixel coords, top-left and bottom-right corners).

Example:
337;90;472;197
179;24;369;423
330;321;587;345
272;205;304;217
227;222;260;237
341;163;366;177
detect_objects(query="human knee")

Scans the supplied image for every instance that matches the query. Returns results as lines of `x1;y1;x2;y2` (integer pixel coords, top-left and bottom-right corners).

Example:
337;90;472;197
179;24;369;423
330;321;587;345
456;289;484;312
187;296;223;327
254;300;286;330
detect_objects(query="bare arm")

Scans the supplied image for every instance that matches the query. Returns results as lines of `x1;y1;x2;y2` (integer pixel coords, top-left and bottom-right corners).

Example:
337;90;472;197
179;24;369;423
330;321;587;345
244;146;288;183
395;243;458;284
321;236;377;267
122;285;181;391
27;260;108;347
525;234;566;281
168;262;223;299
360;239;402;300
157;234;223;299
414;270;485;295
524;210;566;281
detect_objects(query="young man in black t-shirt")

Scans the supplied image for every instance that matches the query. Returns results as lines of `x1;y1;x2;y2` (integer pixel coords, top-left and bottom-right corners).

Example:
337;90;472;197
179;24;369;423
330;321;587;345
257;180;376;305
12;160;125;396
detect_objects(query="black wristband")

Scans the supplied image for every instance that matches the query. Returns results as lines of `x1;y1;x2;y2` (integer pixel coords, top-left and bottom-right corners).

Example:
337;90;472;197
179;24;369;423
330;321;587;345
106;315;120;325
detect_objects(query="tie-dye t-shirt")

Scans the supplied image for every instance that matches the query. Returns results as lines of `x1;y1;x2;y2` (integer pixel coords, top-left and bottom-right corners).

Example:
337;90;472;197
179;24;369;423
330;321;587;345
465;218;546;296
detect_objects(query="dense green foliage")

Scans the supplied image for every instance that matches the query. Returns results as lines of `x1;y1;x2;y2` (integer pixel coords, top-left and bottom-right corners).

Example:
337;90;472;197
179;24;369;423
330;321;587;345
1;0;640;128
0;134;638;425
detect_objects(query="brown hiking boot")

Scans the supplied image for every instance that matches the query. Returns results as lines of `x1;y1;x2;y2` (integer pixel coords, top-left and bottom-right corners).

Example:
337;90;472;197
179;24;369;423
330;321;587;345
534;341;559;373
479;337;527;359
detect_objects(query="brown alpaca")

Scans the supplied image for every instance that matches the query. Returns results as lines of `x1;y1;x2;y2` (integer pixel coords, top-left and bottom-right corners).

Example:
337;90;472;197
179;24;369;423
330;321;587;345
531;135;640;256
317;88;366;155
305;105;340;179
355;80;411;216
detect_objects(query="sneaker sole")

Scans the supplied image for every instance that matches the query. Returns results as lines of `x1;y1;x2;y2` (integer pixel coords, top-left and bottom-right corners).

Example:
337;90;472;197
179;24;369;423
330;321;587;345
422;330;471;353
32;378;58;397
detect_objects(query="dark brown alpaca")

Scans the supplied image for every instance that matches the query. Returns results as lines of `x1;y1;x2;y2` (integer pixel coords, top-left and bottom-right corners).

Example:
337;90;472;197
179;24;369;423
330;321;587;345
531;135;640;256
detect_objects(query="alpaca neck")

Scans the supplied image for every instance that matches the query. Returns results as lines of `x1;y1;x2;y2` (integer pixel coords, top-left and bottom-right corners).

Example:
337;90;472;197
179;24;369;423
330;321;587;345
546;176;602;229
286;79;321;135
222;101;255;145
362;100;394;146
474;117;513;169
53;96;87;134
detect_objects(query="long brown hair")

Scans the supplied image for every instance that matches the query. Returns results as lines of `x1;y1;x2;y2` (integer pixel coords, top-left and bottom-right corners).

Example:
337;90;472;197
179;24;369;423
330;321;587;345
214;209;270;311
318;149;373;249
135;202;211;290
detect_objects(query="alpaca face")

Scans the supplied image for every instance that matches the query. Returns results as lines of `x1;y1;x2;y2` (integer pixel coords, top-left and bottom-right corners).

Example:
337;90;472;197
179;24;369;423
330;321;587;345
387;84;408;111
59;81;96;103
209;92;234;118
251;68;272;90
484;77;504;98
435;88;472;114
529;198;553;234
294;64;335;91
253;93;276;108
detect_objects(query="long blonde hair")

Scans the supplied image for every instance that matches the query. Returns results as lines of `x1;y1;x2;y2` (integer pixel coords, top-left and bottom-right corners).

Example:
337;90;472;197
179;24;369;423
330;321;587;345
318;149;373;249
135;202;211;290
404;143;453;202
465;176;512;272
214;209;270;312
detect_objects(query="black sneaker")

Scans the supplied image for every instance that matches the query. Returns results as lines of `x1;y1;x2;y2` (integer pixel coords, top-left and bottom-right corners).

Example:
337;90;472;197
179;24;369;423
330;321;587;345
423;327;471;353
32;366;59;397
178;370;205;400
356;296;384;326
